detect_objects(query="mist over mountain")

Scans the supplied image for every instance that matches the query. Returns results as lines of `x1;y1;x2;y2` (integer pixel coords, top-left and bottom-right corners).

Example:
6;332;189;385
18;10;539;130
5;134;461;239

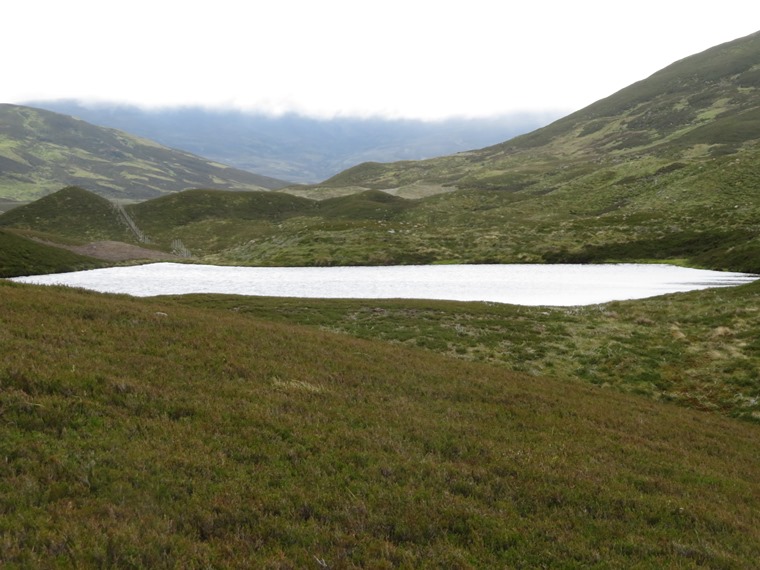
7;31;760;270
25;101;561;183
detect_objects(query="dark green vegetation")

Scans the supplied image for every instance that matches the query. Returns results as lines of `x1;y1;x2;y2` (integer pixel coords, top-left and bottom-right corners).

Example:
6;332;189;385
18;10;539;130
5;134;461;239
0;186;134;243
0;229;106;278
0;104;288;201
0;186;431;266
3;281;760;567
175;279;760;422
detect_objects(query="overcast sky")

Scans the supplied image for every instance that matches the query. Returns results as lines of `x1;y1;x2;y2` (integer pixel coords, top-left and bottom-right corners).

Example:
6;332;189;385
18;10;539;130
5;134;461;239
4;1;759;120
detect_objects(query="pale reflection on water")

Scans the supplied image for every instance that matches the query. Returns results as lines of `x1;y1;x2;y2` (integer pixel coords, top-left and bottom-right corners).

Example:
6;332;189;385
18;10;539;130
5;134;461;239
11;262;758;306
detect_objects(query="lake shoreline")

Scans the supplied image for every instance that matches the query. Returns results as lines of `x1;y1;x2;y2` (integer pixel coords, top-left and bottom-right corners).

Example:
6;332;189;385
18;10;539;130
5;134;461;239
10;262;758;307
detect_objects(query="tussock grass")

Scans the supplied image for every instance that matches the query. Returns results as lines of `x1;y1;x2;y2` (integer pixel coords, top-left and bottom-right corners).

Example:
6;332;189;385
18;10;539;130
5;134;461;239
177;279;760;421
2;282;760;566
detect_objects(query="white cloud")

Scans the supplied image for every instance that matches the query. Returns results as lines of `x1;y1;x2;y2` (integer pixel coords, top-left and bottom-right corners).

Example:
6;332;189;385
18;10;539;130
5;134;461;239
5;1;760;119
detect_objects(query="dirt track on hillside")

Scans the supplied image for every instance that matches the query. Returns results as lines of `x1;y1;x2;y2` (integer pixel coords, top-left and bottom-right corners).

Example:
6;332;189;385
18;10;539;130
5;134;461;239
42;240;180;262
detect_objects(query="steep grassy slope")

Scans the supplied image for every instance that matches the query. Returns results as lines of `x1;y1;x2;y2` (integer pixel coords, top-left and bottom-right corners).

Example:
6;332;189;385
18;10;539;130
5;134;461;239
2;281;760;567
0;104;288;201
320;31;760;189
270;31;760;271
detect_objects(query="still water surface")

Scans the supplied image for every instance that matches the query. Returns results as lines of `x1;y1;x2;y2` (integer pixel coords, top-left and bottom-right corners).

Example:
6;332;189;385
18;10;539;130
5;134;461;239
11;262;758;306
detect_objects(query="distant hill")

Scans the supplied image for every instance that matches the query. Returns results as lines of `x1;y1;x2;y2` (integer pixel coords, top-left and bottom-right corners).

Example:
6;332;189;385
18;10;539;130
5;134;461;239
5;32;760;272
0;185;423;265
316;30;760;189
24;102;560;183
287;31;760;271
0;104;289;201
0;185;136;243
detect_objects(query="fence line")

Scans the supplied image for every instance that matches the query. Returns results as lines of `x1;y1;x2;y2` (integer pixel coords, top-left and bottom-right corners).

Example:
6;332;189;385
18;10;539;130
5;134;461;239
112;201;150;244
171;238;192;258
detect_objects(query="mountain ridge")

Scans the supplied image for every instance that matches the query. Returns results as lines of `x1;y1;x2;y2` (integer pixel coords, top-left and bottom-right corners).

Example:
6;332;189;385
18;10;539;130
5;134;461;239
0;104;289;201
314;30;760;190
3;31;760;271
23;101;561;183
4;31;760;568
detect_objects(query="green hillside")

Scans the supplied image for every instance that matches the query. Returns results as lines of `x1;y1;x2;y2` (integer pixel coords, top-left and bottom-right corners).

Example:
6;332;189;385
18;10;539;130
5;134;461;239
316;190;417;220
318;31;760;188
3;33;760;271
3;31;760;567
273;31;760;271
0;186;427;265
0;229;106;277
0;104;289;201
0;186;131;242
124;189;421;263
2;281;760;567
122;30;760;270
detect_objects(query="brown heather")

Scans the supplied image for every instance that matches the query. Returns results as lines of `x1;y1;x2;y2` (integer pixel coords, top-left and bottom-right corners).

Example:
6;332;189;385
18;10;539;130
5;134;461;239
2;280;760;567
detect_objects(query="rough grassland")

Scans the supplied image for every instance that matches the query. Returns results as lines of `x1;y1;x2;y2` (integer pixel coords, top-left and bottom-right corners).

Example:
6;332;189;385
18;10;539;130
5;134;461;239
175;279;760;421
0;229;107;278
2;281;760;567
